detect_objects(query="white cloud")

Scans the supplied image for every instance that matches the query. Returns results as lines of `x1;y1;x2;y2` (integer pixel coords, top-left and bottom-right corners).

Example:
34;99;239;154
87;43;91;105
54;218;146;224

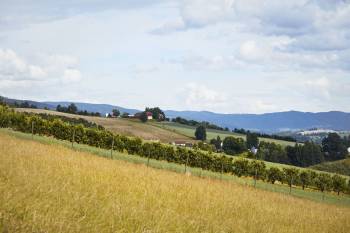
303;77;331;100
239;40;266;61
150;17;185;34
62;69;81;83
0;48;82;86
181;0;235;27
0;49;46;80
182;83;227;110
1;1;349;113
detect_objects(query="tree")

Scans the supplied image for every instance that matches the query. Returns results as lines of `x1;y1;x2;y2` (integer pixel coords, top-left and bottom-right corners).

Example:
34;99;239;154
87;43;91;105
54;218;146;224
0;97;6;106
121;112;129;118
267;167;283;184
210;136;222;151
232;159;249;177
287;142;324;167
195;125;206;141
222;136;246;155
322;133;347;161
283;168;299;193
258;142;289;164
112;109;120;117
315;173;332;196
248;160;266;180
56;104;65;112
67;103;78;114
246;132;259;149
140;112;148;123
299;170;311;190
145;107;165;121
301;142;324;166
332;174;346;195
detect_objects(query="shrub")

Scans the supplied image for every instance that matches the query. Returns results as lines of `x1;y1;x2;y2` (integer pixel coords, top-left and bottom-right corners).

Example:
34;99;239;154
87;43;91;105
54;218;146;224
299;170;312;190
267;167;283;184
332;175;347;195
315;173;333;193
248;160;266;180
232;159;249;177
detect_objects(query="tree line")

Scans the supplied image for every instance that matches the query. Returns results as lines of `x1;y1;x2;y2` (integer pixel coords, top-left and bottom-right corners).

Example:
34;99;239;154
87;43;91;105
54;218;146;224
233;128;296;142
172;117;230;131
195;125;349;168
56;103;101;117
0;105;349;196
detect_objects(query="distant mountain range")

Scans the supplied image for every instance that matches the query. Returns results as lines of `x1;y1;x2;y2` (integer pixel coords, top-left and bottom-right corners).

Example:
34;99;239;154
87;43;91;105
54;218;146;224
1;96;139;115
44;101;140;115
2;95;350;132
164;110;350;132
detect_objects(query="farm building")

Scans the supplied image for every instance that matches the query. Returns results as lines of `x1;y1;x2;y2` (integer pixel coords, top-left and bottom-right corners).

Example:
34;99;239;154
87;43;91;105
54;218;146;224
146;112;153;120
130;111;153;120
172;141;193;148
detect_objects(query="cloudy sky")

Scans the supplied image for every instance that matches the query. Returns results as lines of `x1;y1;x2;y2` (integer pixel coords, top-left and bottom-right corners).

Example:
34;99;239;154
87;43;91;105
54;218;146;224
0;0;349;113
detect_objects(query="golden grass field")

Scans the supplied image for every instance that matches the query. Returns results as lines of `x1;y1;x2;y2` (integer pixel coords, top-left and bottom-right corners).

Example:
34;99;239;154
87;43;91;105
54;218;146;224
1;132;350;232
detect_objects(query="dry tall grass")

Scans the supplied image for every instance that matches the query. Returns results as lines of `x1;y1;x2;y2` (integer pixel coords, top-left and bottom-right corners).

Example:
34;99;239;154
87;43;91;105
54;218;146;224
0;133;349;233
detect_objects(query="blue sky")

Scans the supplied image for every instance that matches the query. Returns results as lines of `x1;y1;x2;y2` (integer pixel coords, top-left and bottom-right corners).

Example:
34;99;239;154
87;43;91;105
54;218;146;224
0;0;349;113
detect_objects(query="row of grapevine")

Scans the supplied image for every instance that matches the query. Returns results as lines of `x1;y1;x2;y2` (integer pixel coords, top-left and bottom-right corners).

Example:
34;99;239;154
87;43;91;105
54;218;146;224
0;105;348;195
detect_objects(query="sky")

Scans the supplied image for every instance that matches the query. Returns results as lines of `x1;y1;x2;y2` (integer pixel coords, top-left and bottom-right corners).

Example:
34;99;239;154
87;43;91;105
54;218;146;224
0;0;350;113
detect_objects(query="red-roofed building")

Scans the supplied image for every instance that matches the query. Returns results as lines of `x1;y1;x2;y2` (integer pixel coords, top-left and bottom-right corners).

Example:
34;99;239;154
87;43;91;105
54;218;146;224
146;111;153;120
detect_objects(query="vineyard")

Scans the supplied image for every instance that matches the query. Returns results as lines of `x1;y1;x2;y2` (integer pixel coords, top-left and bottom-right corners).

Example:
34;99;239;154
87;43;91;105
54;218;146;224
0;105;349;196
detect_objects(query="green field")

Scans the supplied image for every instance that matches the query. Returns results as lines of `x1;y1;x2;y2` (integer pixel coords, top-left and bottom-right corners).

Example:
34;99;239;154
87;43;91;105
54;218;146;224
1;128;349;207
155;122;297;146
311;158;350;176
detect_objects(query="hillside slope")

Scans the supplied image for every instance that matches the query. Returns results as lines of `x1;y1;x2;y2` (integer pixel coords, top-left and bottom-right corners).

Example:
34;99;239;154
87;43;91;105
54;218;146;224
1;132;349;232
16;108;296;146
311;158;350;176
15;108;193;143
155;122;297;146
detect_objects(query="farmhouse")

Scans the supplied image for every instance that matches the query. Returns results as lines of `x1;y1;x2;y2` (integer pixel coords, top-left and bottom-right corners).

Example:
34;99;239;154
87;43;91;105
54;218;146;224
172;141;193;148
146;112;153;120
129;111;153;120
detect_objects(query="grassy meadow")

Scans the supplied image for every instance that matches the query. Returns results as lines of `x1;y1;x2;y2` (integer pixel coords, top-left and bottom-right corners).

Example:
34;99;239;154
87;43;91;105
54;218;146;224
156;122;297;146
1;130;350;232
311;158;350;176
